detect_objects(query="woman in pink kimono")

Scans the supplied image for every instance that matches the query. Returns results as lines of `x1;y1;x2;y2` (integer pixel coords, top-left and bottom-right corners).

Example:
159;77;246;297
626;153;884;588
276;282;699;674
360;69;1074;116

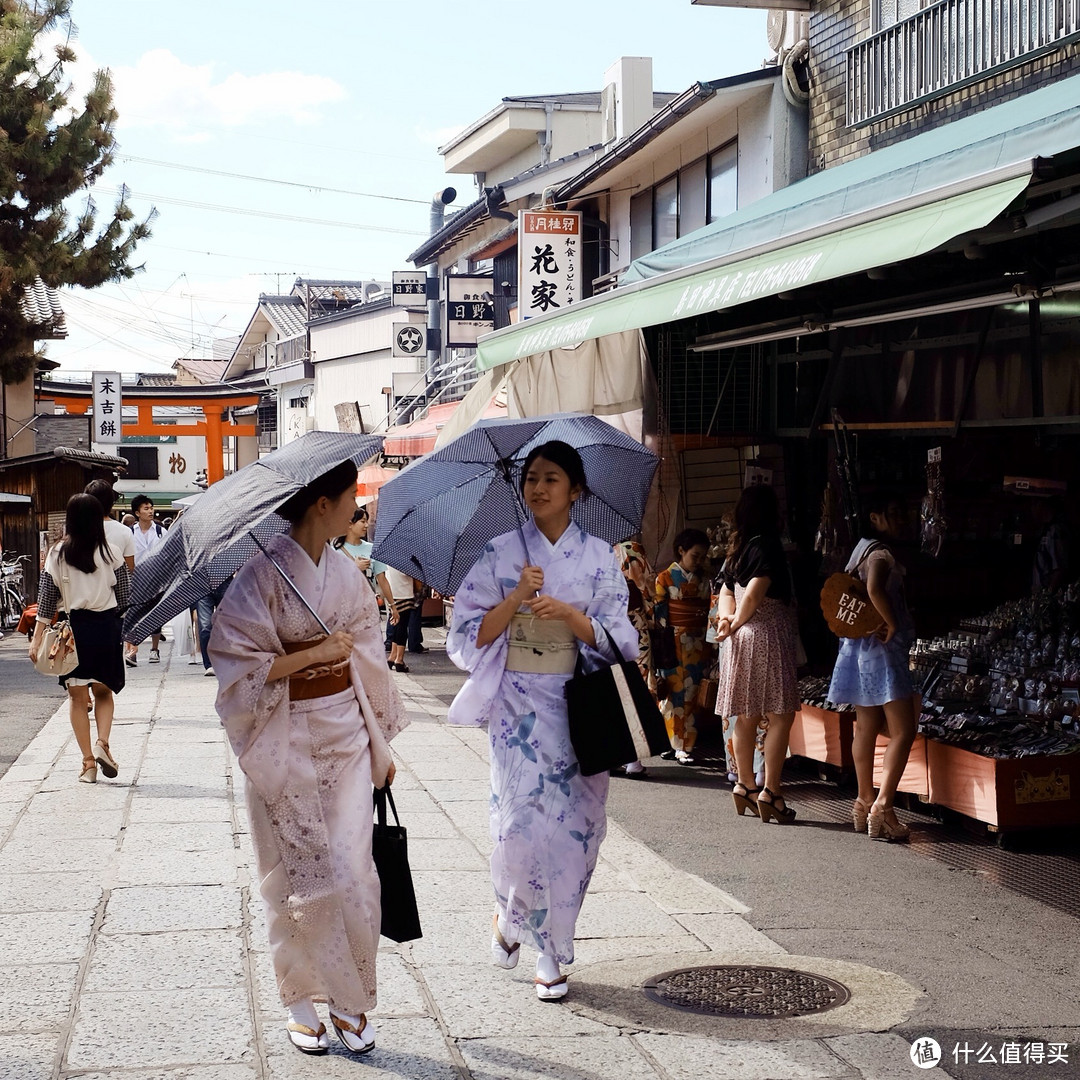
209;460;408;1057
447;441;638;1002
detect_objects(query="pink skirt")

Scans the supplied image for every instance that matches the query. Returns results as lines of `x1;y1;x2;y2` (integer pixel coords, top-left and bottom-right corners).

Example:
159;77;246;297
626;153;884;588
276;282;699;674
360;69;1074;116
715;593;798;718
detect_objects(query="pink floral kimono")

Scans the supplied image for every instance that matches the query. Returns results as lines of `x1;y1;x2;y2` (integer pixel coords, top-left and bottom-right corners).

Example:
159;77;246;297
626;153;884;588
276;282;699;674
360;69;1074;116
209;534;408;1017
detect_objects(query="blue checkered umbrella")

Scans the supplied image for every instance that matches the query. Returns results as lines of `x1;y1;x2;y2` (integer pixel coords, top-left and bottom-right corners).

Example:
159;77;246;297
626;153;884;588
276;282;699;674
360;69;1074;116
123;431;383;642
371;413;658;595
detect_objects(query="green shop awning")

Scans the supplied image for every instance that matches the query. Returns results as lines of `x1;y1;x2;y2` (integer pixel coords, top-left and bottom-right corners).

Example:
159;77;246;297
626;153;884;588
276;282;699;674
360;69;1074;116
475;173;1029;370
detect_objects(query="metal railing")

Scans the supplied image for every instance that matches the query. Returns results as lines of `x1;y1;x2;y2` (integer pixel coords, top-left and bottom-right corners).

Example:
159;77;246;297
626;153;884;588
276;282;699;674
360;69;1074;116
848;0;1080;125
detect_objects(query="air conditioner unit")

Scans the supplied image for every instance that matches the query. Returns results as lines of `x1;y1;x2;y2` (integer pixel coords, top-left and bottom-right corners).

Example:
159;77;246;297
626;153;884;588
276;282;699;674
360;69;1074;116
766;10;809;53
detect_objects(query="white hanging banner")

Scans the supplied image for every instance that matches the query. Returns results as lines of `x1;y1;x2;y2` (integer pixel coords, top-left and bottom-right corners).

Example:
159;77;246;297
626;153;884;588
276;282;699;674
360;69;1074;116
518;210;582;320
91;371;123;444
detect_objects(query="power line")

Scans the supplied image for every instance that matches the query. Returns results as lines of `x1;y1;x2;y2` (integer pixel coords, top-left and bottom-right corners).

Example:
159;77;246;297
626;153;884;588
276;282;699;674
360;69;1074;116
118;155;439;206
98;186;427;236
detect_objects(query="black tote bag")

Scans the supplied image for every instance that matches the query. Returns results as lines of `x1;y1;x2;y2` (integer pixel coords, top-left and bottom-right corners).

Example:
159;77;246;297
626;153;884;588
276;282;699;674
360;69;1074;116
565;624;670;776
372;785;423;943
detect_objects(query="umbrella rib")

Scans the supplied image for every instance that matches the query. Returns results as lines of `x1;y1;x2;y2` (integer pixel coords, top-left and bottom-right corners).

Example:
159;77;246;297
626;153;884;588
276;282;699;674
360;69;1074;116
248;532;331;635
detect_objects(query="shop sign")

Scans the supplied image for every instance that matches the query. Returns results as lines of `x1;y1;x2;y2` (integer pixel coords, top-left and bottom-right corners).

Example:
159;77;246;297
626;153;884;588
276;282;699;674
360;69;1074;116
744;466;773;488
91;371;122;444
446;275;494;347
518;210;581;320
1003;475;1067;495
392;322;426;358
392;270;427;307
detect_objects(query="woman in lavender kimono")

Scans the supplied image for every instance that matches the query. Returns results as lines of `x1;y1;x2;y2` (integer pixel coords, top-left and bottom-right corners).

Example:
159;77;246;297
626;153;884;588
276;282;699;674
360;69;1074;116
209;460;408;1056
447;441;638;1002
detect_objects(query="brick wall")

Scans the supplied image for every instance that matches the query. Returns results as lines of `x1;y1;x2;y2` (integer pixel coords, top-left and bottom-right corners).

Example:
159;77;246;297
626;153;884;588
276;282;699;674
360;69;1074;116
808;0;1080;171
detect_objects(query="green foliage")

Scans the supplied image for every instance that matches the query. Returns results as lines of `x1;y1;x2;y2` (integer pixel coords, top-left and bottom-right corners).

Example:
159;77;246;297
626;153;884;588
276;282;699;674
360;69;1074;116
0;0;154;383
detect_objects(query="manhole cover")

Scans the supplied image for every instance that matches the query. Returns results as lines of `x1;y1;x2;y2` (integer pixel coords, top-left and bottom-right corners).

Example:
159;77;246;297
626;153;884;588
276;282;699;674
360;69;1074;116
643;965;851;1019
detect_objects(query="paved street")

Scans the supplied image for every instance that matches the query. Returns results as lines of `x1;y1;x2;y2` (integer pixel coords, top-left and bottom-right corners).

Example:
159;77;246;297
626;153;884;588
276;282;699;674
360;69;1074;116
0;632;1076;1080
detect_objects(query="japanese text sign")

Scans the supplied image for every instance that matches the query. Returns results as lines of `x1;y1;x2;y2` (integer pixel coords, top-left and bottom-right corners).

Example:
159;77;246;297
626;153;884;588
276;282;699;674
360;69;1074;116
446;275;494;347
92;371;123;444
518;210;582;321
392;270;427;307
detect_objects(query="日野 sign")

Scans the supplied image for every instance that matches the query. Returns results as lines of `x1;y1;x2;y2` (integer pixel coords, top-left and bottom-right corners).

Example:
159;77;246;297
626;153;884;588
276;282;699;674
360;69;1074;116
518;210;582;320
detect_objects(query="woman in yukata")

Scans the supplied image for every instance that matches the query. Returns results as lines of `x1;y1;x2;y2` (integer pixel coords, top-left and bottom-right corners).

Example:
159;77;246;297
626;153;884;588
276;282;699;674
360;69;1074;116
654;528;713;765
209;460;409;1056
447;440;638;1001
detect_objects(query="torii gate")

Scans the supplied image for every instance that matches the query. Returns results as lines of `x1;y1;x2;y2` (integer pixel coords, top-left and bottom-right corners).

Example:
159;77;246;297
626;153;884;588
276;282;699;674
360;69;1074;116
39;383;260;484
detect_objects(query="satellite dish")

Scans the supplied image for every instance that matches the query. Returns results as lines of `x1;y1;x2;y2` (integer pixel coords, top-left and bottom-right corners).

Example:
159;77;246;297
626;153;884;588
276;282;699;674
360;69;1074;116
767;10;788;53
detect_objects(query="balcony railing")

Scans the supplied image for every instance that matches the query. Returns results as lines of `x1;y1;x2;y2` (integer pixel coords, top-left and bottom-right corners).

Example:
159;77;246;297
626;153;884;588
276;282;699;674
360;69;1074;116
848;0;1080;125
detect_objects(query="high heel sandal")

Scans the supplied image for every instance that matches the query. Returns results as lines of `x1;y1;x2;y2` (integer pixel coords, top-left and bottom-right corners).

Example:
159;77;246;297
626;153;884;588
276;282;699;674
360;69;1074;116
731;783;760;817
852;797;870;833
867;805;910;842
757;787;796;824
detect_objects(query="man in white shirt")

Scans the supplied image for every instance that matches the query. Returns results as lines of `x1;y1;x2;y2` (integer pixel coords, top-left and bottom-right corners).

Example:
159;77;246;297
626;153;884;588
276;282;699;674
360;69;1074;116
126;493;166;665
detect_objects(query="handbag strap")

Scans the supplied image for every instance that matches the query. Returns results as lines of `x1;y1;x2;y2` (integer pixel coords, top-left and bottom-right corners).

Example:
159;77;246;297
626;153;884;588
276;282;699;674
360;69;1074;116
851;540;887;576
373;784;401;828
54;557;73;618
574;620;628;677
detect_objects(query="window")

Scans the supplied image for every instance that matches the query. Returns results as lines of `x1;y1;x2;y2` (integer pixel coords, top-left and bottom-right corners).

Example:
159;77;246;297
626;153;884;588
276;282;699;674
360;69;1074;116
120;446;159;480
708;141;738;223
653;174;679;251
872;0;924;32
680;159;707;235
630;189;653;261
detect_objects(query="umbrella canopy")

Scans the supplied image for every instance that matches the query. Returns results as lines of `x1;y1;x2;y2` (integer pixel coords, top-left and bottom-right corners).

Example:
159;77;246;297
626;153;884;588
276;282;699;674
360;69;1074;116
356;463;396;497
371;413;658;595
123;431;383;642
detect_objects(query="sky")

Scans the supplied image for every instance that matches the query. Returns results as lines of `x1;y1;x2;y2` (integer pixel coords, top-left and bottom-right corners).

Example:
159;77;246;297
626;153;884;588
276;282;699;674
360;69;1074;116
47;0;767;377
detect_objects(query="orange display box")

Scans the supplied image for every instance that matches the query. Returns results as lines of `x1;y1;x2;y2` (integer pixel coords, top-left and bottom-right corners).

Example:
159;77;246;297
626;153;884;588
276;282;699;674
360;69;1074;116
792;705;929;796
926;741;1080;831
790;705;854;769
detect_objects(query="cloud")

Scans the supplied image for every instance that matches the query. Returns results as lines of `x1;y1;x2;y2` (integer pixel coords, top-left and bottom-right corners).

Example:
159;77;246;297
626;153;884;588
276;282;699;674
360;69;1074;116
110;50;348;133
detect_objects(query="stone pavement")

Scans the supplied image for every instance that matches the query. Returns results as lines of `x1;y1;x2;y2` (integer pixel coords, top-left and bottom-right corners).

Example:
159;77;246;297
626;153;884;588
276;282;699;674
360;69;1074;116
0;642;949;1080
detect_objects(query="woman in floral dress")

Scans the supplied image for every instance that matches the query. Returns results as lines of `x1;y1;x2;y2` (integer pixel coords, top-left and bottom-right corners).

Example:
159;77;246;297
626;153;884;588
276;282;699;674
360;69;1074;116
447;441;638;1002
654;529;712;764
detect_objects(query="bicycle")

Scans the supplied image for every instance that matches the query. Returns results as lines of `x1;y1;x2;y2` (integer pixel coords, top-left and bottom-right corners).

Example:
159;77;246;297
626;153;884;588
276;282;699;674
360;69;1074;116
0;552;30;632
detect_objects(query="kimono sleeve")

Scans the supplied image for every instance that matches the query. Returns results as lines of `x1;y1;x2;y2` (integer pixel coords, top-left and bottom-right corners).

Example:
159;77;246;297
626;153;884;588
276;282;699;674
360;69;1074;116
207;562;291;799
446;539;519;727
578;542;638;671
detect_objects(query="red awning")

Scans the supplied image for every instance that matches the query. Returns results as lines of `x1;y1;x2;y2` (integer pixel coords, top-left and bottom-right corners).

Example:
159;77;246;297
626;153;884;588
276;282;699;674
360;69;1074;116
382;396;506;457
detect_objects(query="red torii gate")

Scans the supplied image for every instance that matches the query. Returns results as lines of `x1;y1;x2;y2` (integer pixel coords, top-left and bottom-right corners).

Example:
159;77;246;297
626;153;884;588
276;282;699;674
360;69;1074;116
39;383;260;485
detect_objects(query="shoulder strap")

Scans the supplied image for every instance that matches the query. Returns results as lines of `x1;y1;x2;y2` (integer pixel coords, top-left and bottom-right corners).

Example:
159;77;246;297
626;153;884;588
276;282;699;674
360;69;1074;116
155;524;163;537
852;540;887;573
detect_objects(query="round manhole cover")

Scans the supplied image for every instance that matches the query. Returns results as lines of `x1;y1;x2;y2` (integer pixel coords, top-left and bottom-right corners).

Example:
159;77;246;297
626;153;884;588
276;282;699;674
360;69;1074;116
643;965;851;1019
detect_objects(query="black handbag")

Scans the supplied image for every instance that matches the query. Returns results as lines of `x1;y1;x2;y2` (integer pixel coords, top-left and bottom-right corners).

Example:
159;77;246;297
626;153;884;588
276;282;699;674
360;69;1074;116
372;785;422;943
565;624;670;776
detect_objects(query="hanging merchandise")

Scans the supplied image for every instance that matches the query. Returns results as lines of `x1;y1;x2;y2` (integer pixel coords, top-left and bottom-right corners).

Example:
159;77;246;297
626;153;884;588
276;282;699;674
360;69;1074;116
831;411;861;545
814;483;842;571
921;447;946;558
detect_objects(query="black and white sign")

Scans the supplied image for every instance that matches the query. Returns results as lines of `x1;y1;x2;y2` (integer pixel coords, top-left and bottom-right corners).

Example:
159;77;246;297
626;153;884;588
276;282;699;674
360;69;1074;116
518;210;582;321
393;322;426;357
446;274;494;347
392;270;427;307
91;370;123;444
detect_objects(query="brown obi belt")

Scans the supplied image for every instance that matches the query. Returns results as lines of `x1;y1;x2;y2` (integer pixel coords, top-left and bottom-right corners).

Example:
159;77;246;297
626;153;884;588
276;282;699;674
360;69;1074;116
505;613;578;674
667;598;708;630
282;638;351;701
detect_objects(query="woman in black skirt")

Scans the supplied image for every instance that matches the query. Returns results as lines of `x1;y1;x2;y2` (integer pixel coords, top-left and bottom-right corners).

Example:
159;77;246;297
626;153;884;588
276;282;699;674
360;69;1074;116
29;494;131;783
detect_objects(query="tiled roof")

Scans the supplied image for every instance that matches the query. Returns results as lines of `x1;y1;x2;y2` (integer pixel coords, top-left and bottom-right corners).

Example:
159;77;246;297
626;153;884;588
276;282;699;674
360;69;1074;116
259;296;308;339
136;373;177;387
19;278;67;338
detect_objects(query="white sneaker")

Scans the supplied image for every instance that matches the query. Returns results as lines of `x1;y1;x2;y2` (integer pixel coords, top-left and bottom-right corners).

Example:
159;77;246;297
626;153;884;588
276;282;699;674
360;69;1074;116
148;649;160;663
204;666;215;677
675;749;695;765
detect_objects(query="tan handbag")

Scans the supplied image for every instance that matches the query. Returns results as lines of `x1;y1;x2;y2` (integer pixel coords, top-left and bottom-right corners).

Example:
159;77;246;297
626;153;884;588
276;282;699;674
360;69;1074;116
35;569;79;677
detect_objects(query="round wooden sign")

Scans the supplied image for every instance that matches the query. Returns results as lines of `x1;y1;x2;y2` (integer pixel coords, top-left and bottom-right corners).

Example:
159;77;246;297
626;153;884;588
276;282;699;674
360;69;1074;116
820;573;885;638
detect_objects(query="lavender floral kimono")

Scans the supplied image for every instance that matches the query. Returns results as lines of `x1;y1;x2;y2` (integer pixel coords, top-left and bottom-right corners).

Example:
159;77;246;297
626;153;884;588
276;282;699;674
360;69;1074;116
447;520;637;965
209;534;408;1016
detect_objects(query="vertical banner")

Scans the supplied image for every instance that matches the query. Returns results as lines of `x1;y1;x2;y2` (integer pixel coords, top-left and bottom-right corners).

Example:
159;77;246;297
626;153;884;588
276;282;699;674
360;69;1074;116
518;210;582;320
91;371;122;444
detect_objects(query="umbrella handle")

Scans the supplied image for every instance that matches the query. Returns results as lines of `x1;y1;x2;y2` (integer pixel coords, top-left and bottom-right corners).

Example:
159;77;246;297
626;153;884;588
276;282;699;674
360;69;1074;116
249;532;331;635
